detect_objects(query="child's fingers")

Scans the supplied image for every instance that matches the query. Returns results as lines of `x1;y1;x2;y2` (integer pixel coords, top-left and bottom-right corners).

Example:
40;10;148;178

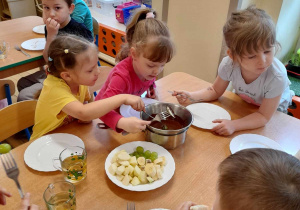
0;187;12;197
20;193;31;210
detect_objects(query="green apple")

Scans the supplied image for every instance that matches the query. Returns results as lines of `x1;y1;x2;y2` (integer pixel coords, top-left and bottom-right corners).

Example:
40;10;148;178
0;143;12;154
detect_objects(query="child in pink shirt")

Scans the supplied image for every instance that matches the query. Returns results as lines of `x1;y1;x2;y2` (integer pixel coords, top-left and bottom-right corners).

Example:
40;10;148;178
95;8;175;133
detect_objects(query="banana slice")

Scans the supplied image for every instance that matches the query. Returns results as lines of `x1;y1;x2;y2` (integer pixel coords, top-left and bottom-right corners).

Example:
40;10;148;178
145;163;156;177
137;157;146;166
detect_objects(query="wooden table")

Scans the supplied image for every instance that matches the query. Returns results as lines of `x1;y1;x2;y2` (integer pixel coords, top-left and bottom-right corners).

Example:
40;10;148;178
1;72;300;210
0;16;45;79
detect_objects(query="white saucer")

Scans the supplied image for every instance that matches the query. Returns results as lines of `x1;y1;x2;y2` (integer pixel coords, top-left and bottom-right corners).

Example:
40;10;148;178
21;38;46;51
230;134;283;154
24;133;85;172
120;98;158;119
186;103;231;129
32;24;45;34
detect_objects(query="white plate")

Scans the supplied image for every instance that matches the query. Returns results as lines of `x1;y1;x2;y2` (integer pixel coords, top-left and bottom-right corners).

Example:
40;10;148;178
105;141;175;191
120;98;158;119
186;103;231;129
230;134;283;154
24;133;85;172
32;24;45;34
21;38;46;51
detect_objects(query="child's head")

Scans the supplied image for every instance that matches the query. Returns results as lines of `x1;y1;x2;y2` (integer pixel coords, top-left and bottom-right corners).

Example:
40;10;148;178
47;34;99;86
42;0;74;28
116;8;175;81
223;5;279;59
213;148;300;210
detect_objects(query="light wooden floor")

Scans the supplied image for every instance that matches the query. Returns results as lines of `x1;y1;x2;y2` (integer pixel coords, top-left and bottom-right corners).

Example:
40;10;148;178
3;59;113;148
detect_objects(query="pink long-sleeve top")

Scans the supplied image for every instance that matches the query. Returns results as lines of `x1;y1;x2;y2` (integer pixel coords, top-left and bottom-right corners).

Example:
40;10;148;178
95;56;155;132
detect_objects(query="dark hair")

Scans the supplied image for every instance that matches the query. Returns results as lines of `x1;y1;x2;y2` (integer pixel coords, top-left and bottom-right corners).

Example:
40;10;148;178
63;0;73;7
116;8;175;63
42;0;73;7
47;34;97;78
223;5;280;58
218;148;300;210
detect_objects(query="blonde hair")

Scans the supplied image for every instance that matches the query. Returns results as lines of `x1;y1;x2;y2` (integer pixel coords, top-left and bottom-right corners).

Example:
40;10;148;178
116;8;175;63
223;5;279;58
47;34;97;78
218;148;300;210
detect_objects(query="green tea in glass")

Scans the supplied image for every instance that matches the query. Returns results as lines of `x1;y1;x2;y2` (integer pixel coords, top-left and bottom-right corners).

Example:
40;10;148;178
54;146;87;184
43;181;76;210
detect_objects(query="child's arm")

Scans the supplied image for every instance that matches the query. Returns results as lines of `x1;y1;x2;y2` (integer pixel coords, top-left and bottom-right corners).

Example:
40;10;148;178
211;95;282;136
173;76;229;105
43;18;59;61
61;94;145;121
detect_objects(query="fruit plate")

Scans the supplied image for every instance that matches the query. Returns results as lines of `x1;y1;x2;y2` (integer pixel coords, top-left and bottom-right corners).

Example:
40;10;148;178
105;141;175;191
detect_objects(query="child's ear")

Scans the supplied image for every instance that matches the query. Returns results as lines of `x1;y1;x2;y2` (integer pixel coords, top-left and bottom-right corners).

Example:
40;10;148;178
60;71;72;82
69;3;75;14
227;49;233;59
130;47;137;60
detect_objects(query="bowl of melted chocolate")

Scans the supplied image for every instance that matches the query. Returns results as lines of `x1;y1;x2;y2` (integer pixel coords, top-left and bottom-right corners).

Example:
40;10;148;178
140;102;193;149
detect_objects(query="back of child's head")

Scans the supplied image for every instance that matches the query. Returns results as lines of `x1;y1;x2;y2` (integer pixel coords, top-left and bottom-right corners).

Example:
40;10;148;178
217;148;300;210
223;5;279;58
47;34;96;78
116;7;175;63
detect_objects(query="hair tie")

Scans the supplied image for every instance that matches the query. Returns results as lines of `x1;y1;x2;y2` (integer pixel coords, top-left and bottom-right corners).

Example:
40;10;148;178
48;57;53;61
146;12;155;19
64;49;69;54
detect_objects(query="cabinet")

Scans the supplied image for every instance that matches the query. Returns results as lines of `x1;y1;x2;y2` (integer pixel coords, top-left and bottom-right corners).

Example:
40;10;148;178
0;0;37;20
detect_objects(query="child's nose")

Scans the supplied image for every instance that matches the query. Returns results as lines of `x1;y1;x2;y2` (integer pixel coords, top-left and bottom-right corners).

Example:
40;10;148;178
50;9;55;17
258;54;266;64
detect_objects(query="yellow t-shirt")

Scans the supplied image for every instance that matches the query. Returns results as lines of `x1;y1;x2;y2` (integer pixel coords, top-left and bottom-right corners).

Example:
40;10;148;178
31;74;91;140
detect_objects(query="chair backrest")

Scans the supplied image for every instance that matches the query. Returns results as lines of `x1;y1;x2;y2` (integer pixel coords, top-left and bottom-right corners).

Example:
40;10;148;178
0;79;15;101
93;17;99;36
0;100;37;142
35;0;43;13
89;66;112;94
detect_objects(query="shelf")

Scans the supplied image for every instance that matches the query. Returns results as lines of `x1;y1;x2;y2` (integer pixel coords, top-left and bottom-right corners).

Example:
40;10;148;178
90;8;126;32
98;52;116;66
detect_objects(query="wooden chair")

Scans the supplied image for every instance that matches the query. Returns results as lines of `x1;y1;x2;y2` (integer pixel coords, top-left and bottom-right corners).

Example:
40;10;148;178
0;79;15;105
89;66;112;97
93;17;101;67
0;100;37;142
1;79;35;140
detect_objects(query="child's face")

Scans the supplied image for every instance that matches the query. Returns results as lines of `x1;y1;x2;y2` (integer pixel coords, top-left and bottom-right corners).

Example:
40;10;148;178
68;47;100;86
235;46;275;77
212;191;221;210
42;0;74;28
132;50;166;81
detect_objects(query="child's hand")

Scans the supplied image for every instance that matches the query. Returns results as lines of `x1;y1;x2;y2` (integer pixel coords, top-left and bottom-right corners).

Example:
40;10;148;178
211;119;235;136
117;117;151;133
146;85;157;99
0;186;11;205
174;201;197;210
125;95;145;111
78;119;92;124
172;90;193;105
20;193;39;210
45;18;60;38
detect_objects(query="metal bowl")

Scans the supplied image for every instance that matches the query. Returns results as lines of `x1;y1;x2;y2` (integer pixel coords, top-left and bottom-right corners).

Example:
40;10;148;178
140;102;193;149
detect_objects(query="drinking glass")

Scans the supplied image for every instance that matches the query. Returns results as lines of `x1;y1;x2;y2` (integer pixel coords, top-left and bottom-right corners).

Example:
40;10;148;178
53;146;87;184
0;41;9;59
43;181;76;210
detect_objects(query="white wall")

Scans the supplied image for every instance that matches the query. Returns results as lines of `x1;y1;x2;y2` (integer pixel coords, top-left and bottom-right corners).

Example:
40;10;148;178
164;0;230;83
276;0;300;63
240;0;300;64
